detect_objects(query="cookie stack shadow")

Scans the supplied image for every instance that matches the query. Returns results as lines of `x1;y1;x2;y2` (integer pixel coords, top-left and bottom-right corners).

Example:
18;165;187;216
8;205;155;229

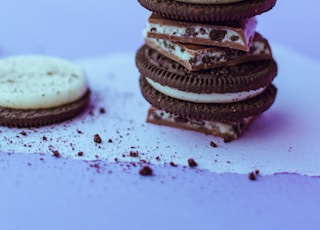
136;0;278;142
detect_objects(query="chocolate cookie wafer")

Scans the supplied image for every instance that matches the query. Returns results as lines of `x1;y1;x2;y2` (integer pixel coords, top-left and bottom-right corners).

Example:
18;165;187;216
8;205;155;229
139;76;277;123
0;55;90;127
138;0;277;22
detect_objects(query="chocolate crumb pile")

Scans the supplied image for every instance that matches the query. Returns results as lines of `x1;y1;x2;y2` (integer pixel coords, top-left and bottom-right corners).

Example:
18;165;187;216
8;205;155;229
139;166;153;176
248;170;260;181
188;158;198;168
94;134;102;143
210;141;218;148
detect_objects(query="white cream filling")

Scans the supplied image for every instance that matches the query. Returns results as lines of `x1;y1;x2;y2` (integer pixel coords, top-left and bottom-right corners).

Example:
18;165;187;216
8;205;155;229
146;77;265;103
146;23;245;47
175;0;245;4
0;55;88;109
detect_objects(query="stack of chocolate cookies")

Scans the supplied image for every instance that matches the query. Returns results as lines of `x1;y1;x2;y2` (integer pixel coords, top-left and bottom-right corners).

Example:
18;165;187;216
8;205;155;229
136;0;278;142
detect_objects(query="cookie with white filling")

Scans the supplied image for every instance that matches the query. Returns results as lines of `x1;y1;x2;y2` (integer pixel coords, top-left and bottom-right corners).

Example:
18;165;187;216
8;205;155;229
0;55;90;127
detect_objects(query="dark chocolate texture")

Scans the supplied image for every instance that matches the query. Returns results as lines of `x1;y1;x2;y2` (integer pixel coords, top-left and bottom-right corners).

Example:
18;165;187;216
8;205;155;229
136;44;277;94
138;0;277;22
0;90;91;128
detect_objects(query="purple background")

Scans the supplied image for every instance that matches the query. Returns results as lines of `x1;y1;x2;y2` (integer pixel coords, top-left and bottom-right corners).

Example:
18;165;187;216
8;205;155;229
1;1;320;60
1;1;320;230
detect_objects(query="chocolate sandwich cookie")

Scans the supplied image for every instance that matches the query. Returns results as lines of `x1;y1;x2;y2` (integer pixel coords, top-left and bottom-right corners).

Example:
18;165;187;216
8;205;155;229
145;32;273;71
136;45;277;102
0;55;90;127
139;75;277;123
138;0;277;22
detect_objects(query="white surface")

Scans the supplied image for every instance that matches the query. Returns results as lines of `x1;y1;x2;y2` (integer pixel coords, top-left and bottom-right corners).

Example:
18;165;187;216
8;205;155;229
1;42;320;177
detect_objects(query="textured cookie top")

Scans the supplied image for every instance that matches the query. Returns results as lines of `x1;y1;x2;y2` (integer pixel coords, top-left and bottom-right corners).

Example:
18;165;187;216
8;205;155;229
136;45;277;94
138;0;277;22
176;0;245;4
0;55;88;109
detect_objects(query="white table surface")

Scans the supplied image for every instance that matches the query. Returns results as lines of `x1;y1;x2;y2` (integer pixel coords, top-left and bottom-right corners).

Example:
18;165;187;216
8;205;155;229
1;42;320;230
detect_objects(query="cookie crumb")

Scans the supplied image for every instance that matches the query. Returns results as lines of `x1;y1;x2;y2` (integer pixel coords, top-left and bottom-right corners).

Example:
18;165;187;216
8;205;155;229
52;150;61;158
188;158;198;167
139;166;153;176
99;107;106;114
248;171;256;181
94;134;102;143
129;151;139;158
20;131;27;136
77;129;83;134
77;151;84;157
170;162;178;167
42;136;47;141
210;141;218;147
108;138;113;143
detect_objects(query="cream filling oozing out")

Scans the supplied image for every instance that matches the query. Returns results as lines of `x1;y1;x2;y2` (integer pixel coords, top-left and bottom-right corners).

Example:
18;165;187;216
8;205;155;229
175;0;245;4
146;23;246;47
146;77;266;103
0;55;88;109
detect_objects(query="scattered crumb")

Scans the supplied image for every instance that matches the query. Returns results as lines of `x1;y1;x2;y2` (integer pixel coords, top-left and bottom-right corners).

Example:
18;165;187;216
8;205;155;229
129;151;139;158
108;138;113;143
99;107;106;114
42;136;47;141
248;170;260;181
52;150;61;158
210;141;218;147
188;158;198;168
139;166;153;176
89;163;101;173
94;134;102;143
20;131;27;136
170;162;178;167
77;151;84;157
248;172;256;181
77;129;83;134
